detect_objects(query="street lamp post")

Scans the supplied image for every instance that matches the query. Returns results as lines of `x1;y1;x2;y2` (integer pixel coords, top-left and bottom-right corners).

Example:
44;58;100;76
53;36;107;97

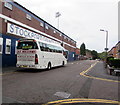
56;12;63;46
55;12;61;29
100;29;109;68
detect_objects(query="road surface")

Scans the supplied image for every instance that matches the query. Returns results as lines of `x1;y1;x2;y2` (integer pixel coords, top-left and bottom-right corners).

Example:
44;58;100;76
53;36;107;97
1;60;120;105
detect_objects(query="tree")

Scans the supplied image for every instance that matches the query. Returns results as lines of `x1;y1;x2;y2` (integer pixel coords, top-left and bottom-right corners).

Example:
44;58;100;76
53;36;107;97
91;50;98;60
98;52;107;60
80;43;86;56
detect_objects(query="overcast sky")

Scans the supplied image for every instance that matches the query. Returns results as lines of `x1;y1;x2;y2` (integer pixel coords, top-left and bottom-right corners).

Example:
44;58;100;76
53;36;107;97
14;0;119;53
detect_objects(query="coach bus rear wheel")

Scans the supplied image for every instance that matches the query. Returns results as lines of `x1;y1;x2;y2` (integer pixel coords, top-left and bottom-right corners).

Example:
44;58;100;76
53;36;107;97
62;61;65;66
47;63;51;70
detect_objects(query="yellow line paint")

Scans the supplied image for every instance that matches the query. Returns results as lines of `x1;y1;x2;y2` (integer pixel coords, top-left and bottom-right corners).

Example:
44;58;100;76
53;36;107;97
80;61;120;83
56;100;119;105
44;98;120;105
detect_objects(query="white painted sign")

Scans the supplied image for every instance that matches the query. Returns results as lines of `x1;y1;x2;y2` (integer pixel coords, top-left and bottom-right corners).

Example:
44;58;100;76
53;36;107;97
54;92;71;98
7;23;60;44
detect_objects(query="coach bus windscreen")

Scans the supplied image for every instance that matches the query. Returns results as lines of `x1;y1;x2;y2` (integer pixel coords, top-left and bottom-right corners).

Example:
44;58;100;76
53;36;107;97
17;41;38;49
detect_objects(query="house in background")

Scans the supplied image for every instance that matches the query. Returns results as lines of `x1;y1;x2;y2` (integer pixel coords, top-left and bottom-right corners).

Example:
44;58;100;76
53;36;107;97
108;41;120;59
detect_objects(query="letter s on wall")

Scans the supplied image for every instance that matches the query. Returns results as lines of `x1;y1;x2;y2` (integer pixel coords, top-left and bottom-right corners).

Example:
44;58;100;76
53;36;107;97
10;24;14;33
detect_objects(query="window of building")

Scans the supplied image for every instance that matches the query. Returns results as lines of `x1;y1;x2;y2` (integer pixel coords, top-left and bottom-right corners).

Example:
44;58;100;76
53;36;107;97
60;33;62;36
54;30;56;33
4;2;13;10
73;54;75;58
26;14;32;20
0;38;3;54
40;22;44;27
68;38;70;41
71;40;74;43
5;39;11;54
66;38;68;41
45;25;49;30
64;36;66;39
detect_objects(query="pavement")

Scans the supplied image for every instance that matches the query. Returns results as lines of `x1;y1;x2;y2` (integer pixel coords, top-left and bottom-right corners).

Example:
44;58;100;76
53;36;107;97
85;61;120;81
2;67;19;73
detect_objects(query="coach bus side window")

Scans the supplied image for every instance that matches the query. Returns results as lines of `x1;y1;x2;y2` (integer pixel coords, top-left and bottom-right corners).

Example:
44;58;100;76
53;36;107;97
43;43;46;50
52;45;56;52
39;42;44;51
39;42;63;53
59;47;62;53
33;42;38;49
39;42;47;51
48;45;53;52
46;44;50;52
44;44;49;51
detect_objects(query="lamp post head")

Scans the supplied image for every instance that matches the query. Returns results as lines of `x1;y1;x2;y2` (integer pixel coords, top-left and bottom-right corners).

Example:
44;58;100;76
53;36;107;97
100;29;105;31
100;29;108;32
56;12;61;18
104;48;109;51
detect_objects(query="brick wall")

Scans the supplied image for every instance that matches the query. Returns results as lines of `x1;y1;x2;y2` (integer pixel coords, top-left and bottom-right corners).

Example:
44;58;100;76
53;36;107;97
1;1;76;52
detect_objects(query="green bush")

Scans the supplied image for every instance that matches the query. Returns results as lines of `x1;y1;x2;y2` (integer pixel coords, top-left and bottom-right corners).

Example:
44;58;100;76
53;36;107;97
108;58;120;68
106;57;114;64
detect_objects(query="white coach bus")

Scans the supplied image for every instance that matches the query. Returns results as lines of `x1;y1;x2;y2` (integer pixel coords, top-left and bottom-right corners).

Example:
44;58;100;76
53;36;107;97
16;39;67;69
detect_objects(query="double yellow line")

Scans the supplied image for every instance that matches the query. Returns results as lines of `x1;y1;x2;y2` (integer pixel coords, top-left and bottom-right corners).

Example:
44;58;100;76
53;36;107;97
80;61;120;83
44;98;120;105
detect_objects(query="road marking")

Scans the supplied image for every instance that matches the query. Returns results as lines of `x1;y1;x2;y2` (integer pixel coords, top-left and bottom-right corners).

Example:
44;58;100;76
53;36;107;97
0;72;18;76
80;61;120;83
45;98;120;105
54;92;71;98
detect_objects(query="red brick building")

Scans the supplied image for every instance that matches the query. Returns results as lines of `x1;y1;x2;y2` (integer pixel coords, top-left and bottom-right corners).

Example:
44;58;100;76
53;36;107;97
116;41;120;58
0;0;77;67
108;41;120;59
108;47;117;58
75;48;80;60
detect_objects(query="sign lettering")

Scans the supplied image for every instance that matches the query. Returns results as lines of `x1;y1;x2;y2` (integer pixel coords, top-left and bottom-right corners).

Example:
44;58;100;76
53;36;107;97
7;23;60;45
